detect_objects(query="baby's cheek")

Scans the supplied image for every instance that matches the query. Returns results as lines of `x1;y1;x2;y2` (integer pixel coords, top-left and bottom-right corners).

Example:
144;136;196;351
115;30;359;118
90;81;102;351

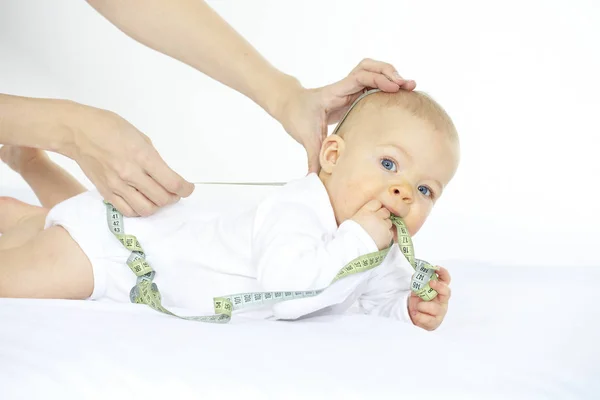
331;187;361;223
340;181;366;212
407;208;430;236
408;222;421;236
341;197;365;222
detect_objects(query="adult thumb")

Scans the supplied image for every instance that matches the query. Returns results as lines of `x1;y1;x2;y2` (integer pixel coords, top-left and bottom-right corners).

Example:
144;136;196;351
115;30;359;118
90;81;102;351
306;147;320;175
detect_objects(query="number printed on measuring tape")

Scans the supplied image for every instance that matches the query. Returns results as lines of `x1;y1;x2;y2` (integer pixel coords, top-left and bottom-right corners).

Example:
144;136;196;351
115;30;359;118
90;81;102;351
103;202;439;323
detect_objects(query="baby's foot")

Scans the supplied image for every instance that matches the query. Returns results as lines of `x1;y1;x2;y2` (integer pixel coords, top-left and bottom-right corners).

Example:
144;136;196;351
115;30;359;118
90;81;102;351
0;145;49;174
0;197;45;233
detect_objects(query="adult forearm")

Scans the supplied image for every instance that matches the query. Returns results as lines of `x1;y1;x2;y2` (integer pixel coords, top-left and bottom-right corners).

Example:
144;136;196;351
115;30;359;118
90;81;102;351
0;93;196;217
86;0;300;120
0;94;77;157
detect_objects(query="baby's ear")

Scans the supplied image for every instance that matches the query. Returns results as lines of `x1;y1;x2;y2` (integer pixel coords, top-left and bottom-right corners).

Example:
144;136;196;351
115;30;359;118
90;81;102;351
319;135;345;174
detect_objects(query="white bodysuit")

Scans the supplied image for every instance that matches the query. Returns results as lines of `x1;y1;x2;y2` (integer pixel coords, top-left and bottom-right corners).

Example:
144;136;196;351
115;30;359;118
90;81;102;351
45;173;414;322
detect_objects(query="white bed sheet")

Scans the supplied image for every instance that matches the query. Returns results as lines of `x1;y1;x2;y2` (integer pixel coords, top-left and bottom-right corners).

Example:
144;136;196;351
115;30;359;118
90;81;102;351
0;185;598;399
1;265;598;399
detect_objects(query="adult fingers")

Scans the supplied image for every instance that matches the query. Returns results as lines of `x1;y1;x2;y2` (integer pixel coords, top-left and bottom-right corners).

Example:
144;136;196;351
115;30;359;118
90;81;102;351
113;184;159;218
103;192;138;218
399;79;417;90
142;147;195;198
324;71;398;101
129;172;179;208
307;148;320;175
350;58;411;87
90;169;139;218
352;70;401;93
305;119;325;174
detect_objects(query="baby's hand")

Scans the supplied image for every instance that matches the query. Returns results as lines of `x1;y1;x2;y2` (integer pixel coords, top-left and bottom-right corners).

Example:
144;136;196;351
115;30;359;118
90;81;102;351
408;266;452;331
351;200;393;250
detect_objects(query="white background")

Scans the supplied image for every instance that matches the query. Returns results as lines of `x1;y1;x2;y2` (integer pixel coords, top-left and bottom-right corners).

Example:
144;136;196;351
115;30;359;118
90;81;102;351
0;0;599;267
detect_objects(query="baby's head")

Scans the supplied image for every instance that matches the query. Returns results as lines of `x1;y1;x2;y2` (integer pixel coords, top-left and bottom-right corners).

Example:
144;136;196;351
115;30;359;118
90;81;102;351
318;89;460;237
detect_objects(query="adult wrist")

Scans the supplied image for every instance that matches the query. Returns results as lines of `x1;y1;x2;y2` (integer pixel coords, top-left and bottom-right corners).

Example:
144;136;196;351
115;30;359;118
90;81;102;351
55;100;108;162
43;98;82;159
256;72;304;125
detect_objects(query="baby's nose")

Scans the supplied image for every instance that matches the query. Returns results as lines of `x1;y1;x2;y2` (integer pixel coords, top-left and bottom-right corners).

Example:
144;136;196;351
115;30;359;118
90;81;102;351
390;183;414;204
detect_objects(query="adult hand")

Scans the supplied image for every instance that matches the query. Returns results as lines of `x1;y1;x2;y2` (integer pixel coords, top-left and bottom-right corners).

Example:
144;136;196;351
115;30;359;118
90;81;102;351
70;104;195;217
278;58;417;173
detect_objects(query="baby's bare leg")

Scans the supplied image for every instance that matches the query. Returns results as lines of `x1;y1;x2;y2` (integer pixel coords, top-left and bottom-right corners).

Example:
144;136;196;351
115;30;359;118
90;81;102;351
0;197;46;234
0;226;94;299
0;146;87;209
0;203;48;251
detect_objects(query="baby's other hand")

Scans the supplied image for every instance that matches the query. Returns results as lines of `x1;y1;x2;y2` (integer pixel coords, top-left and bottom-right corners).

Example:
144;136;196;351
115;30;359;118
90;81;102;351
408;266;451;331
351;200;393;250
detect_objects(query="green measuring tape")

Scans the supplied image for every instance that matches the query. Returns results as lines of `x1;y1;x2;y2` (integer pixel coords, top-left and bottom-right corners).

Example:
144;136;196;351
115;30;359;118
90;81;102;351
104;201;438;323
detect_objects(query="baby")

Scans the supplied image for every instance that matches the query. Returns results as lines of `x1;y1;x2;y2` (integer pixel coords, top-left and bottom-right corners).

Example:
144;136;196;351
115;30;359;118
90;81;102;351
0;89;460;331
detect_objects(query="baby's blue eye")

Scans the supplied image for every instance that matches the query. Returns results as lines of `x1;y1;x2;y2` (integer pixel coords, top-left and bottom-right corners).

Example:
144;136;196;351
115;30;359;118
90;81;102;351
418;185;433;197
381;158;397;172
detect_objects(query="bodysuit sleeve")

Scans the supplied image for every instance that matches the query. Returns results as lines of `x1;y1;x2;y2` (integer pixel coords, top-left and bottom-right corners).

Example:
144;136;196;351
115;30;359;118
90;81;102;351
251;186;379;292
355;253;414;323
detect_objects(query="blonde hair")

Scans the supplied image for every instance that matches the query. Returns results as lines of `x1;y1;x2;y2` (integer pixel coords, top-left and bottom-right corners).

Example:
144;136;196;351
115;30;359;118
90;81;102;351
334;89;458;142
